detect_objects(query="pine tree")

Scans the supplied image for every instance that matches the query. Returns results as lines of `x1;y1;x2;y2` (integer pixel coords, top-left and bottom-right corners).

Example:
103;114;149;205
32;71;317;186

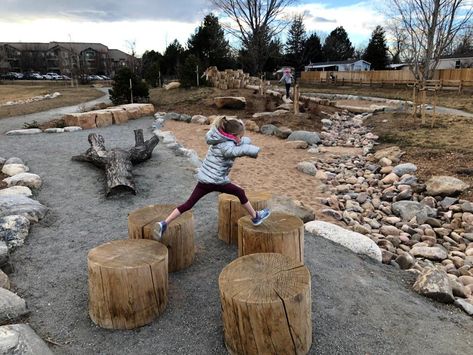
188;13;233;70
161;40;185;77
304;33;323;64
363;26;389;70
322;27;354;61
285;15;307;71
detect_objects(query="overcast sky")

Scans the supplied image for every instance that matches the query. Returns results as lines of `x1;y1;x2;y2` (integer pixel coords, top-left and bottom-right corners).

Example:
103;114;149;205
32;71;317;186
0;0;383;55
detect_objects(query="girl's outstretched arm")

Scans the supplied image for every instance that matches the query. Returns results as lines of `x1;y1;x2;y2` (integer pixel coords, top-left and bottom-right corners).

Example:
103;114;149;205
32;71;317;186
221;142;260;159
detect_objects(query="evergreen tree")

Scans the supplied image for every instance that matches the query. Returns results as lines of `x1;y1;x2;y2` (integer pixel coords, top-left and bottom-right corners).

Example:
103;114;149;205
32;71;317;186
188;13;232;70
141;50;163;87
285;15;307;71
161;40;185;77
304;32;323;64
264;38;285;73
109;67;149;105
179;54;202;88
322;27;354;61
363;26;389;70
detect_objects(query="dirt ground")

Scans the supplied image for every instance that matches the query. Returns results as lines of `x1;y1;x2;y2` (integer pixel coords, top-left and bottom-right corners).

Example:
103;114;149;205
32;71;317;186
299;83;473;113
0;85;104;119
365;111;473;199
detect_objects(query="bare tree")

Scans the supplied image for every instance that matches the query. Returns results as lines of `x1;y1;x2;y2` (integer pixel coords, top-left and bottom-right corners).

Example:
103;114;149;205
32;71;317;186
386;0;473;83
126;39;137;73
211;0;296;74
386;20;409;63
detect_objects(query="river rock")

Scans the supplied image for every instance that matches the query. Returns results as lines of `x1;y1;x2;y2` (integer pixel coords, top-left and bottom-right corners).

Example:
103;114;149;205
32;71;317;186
5;129;42;135
2;163;30;177
426;176;469;196
44;128;65;133
287;131;321;145
381;173;399;184
3;173;42;189
305;220;382;262
270;196;315;223
396;253;416;270
392;201;436;222
413;268;454;303
0;324;53;355
0;215;30;249
374;146;404;163
0;288;28;322
214;96;246;109
410;246;448;261
0;269;9;290
244;120;259;132
392;163;417;176
260;124;278;136
0;241;7;266
454;298;473;316
63;126;82;132
191;115;209;125
275;126;292;139
4;158;23;165
0;195;48;222
0;186;32;197
286;141;308;149
297;162;316;176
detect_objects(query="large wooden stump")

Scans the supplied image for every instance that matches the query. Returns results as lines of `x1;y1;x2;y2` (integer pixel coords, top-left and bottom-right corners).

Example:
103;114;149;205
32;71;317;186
88;239;168;329
128;204;195;272
218;192;271;245
219;253;312;354
238;212;304;263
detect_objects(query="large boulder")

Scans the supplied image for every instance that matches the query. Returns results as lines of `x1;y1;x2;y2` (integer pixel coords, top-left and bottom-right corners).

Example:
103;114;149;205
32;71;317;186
5;129;42;135
214;96;246;109
110;108;129;125
413;268;455;303
270;196;315;223
191;115;209;125
94;110;113;128
274;126;292;139
0;324;53;355
164;81;181;90
425;176;469;196
0;215;30;249
260;124;279;136
0;195;48;222
410;245;448;261
0;288;28;323
287;131;321;145
0;186;32;197
3;173;42;189
305;220;382;262
392;201;436;222
63;112;96;129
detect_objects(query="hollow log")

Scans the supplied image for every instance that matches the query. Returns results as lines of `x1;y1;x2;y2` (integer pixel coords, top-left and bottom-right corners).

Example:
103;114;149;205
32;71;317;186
128;204;195;272
238;212;304;263
218;192;271;245
88;239;168;329
72;129;159;196
219;253;312;354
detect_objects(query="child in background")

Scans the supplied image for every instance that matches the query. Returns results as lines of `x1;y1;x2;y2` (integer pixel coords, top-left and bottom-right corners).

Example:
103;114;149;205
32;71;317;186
279;68;294;98
153;117;270;239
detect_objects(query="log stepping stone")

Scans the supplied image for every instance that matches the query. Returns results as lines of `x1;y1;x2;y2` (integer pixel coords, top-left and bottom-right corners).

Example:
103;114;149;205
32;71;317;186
88;239;168;329
128;204;195;272
238;212;304;263
219;253;312;354
218;192;271;245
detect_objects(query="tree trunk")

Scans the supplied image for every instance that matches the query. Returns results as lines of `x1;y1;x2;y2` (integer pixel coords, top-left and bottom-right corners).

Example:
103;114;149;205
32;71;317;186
128;204;195;272
238;212;304;263
219;253;312;355
88;239;168;329
72;129;159;196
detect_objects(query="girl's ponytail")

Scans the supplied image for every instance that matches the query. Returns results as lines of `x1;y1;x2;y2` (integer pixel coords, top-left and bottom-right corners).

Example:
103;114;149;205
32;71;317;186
213;116;227;130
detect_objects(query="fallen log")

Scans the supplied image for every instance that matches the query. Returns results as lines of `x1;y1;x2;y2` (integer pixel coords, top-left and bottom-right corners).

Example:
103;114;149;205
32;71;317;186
72;129;159;196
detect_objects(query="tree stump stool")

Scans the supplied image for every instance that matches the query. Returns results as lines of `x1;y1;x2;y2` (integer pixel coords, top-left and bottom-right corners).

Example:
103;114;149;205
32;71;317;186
218;191;271;245
88;239;168;329
128;204;195;272
219;253;312;354
238;212;304;263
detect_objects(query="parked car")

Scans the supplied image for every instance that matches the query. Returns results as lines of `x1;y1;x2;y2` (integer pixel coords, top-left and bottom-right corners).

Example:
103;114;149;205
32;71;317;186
99;75;111;80
42;74;53;80
45;72;61;80
2;72;23;80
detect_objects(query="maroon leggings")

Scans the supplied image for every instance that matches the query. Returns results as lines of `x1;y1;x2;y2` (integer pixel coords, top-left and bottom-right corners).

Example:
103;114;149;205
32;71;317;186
177;182;248;213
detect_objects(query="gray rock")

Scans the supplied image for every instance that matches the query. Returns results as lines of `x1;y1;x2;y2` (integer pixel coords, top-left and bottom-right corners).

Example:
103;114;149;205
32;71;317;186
321;119;333;126
396;254;416;270
393;163;417;176
287;131;321;145
321;208;343;220
461;202;473;213
413;268;454;303
426;176;469;196
3;173;42;189
163;112;181;121
269;196;315;223
180;114;192;123
5;129;42;135
0;157;5;165
214;96;246;109
44;128;65;133
439;197;458;209
0;324;53;355
0;241;8;266
0;288;28;323
305;220;382;262
63;126;82;132
191;115;209;125
297;162;316;176
398;175;418;185
274;126;292;139
410;246;448;261
0;215;30;248
4;158;23;165
392;201;436;222
0;186;32;197
0;195;48;222
260;124;278;136
454;298;473;316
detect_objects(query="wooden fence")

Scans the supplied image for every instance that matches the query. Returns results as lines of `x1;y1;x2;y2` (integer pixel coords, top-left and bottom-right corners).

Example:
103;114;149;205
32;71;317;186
300;68;473;91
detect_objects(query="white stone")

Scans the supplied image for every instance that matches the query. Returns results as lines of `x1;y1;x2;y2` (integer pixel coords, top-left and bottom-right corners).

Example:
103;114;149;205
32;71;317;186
1;164;29;177
297;162;316;176
0;288;28;323
191;115;209;125
0;324;53;355
164;81;181;90
5;129;42;135
0;186;32;197
44;128;65;133
0;195;48;222
63;126;82;132
305;220;382;262
3;173;42;189
426;176;469;196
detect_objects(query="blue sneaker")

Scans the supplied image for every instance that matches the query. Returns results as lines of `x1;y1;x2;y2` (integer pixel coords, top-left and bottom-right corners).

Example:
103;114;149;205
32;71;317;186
153;221;167;241
251;208;271;226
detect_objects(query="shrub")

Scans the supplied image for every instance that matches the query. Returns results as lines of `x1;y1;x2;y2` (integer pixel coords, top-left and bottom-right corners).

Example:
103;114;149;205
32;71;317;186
109;68;149;105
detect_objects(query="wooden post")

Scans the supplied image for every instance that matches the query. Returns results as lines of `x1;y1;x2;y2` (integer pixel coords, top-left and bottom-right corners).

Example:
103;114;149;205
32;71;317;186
431;89;438;128
88;239;168;329
238;212;304;263
294;84;300;114
421;88;427;125
128;204;195;272
219;253;312;355
459;79;463;94
218;192;271;245
412;84;417;118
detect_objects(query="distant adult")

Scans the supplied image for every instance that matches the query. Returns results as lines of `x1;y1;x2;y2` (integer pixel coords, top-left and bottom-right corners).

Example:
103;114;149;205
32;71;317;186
279;68;294;99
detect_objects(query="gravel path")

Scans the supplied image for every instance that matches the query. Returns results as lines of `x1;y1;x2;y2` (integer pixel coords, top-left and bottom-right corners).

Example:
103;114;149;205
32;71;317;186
0;88;111;134
0;116;472;354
